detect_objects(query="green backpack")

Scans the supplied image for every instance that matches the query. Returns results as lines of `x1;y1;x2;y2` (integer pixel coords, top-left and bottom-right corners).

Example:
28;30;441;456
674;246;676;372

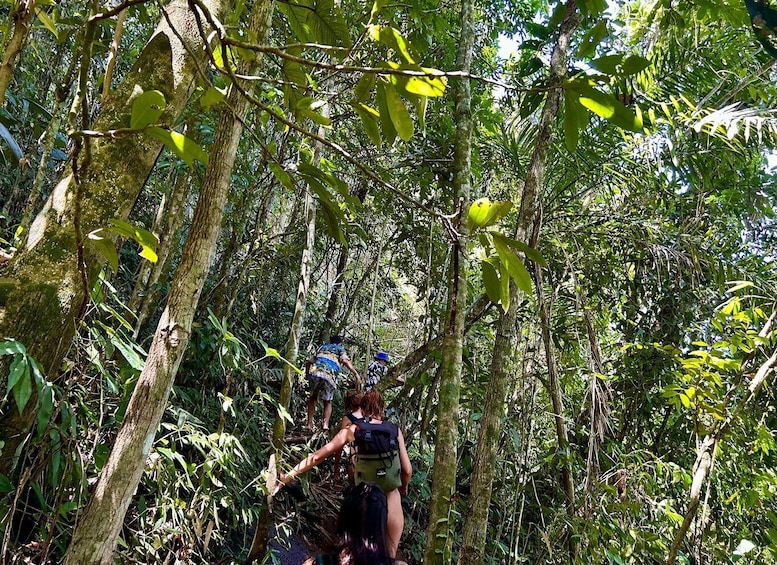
353;419;402;493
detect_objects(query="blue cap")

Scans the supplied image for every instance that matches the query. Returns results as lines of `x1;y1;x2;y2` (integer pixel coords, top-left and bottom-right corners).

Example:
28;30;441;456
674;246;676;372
375;352;389;362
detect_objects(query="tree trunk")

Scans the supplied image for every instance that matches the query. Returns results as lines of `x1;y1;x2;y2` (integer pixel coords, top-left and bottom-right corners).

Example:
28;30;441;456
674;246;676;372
459;3;579;562
0;0;37;106
319;244;347;343
0;0;226;477
131;170;191;338
423;0;474;559
63;2;274;562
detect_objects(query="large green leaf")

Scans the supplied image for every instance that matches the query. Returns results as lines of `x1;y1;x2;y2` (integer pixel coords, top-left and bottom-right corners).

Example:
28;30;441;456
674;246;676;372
0;340;26;357
490;231;547;267
279;0;352;48
7;356;28;393
481;259;501;305
385;62;447;97
353;103;382;147
354;73;375;102
147;127;209;167
13;363;32;414
492;235;533;293
108;219;159;263
571;83;643;132
467;198;512;230
383;81;413;141
130;90;166;129
376;81;398;144
0;123;22;161
622;54;651;75
369;25;416;63
87;230;119;272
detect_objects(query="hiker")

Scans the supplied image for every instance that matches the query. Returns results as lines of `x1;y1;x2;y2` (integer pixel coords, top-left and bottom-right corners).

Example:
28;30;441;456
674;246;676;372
333;391;363;483
306;335;361;431
276;390;412;558
366;351;404;390
303;482;408;565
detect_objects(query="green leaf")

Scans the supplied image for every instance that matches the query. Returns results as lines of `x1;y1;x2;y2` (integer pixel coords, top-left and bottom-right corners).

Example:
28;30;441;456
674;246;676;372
37;384;54;437
383;82;413;141
107;328;145;371
467;198;513;230
0;340;26;357
574;84;643;131
622;54;650;75
353;103;382;147
269;162;295;191
147;127;209;167
370;0;386;18
13;364;32;414
492;235;532;293
481;260;501;305
0;122;23;161
35;7;59;40
354;73;375;102
376;81;397;143
489;231;547;266
7;356;28;393
200;86;227;109
88;230;119;272
576;20;607;58
369;25;416;63
130;90;166;130
564;90;581;150
278;0;351;48
0;473;13;493
591;54;623;75
108;219;159;264
385;62;447;97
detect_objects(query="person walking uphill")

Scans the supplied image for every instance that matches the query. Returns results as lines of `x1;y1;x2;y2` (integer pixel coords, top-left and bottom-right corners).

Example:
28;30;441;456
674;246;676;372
276;390;412;558
306;335;361;431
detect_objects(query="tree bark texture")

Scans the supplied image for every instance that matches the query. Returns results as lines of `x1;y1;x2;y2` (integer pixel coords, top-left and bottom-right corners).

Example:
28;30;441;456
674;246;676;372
63;1;275;562
423;0;474;559
0;0;226;476
459;3;579;562
0;0;37;107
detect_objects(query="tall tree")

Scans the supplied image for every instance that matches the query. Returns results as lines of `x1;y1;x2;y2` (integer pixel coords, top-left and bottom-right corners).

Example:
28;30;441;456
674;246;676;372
63;0;275;561
459;2;580;562
0;0;227;476
423;0;475;560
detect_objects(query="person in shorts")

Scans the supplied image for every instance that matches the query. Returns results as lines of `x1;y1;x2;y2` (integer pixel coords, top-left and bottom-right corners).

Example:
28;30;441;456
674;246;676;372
306;335;360;431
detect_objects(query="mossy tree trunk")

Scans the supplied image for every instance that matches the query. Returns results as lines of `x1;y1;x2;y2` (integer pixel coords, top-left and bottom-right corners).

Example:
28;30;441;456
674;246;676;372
0;0;226;476
458;3;579;563
422;0;474;559
63;1;275;562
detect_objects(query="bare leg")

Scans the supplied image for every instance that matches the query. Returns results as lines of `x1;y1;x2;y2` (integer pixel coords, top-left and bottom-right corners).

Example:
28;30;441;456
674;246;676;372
386;488;404;557
306;394;317;429
322;400;332;430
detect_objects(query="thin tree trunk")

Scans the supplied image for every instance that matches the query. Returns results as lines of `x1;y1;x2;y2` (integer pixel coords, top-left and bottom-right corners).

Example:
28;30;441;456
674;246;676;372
63;2;274;562
319;245;347;343
101;8;127;100
458;3;579;562
0;0;37;106
132;170;191;337
0;0;226;477
536;265;577;561
423;0;474;558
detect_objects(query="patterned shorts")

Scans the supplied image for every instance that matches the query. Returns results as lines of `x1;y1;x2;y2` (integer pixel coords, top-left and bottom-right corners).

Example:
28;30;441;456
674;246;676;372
309;369;336;401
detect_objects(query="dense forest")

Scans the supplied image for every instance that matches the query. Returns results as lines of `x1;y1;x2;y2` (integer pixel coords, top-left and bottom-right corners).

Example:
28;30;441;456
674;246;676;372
1;0;777;562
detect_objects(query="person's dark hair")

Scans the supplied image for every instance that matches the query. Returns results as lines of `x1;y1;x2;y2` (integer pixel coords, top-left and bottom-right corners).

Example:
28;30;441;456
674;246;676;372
331;335;343;344
336;482;392;564
360;390;385;420
344;391;363;413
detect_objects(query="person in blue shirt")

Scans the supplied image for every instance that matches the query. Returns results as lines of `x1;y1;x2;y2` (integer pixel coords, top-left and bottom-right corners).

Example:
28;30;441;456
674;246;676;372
306;335;360;431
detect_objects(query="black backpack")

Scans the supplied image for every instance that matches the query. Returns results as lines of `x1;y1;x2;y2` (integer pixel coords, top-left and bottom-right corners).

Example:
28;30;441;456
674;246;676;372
352;419;401;492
